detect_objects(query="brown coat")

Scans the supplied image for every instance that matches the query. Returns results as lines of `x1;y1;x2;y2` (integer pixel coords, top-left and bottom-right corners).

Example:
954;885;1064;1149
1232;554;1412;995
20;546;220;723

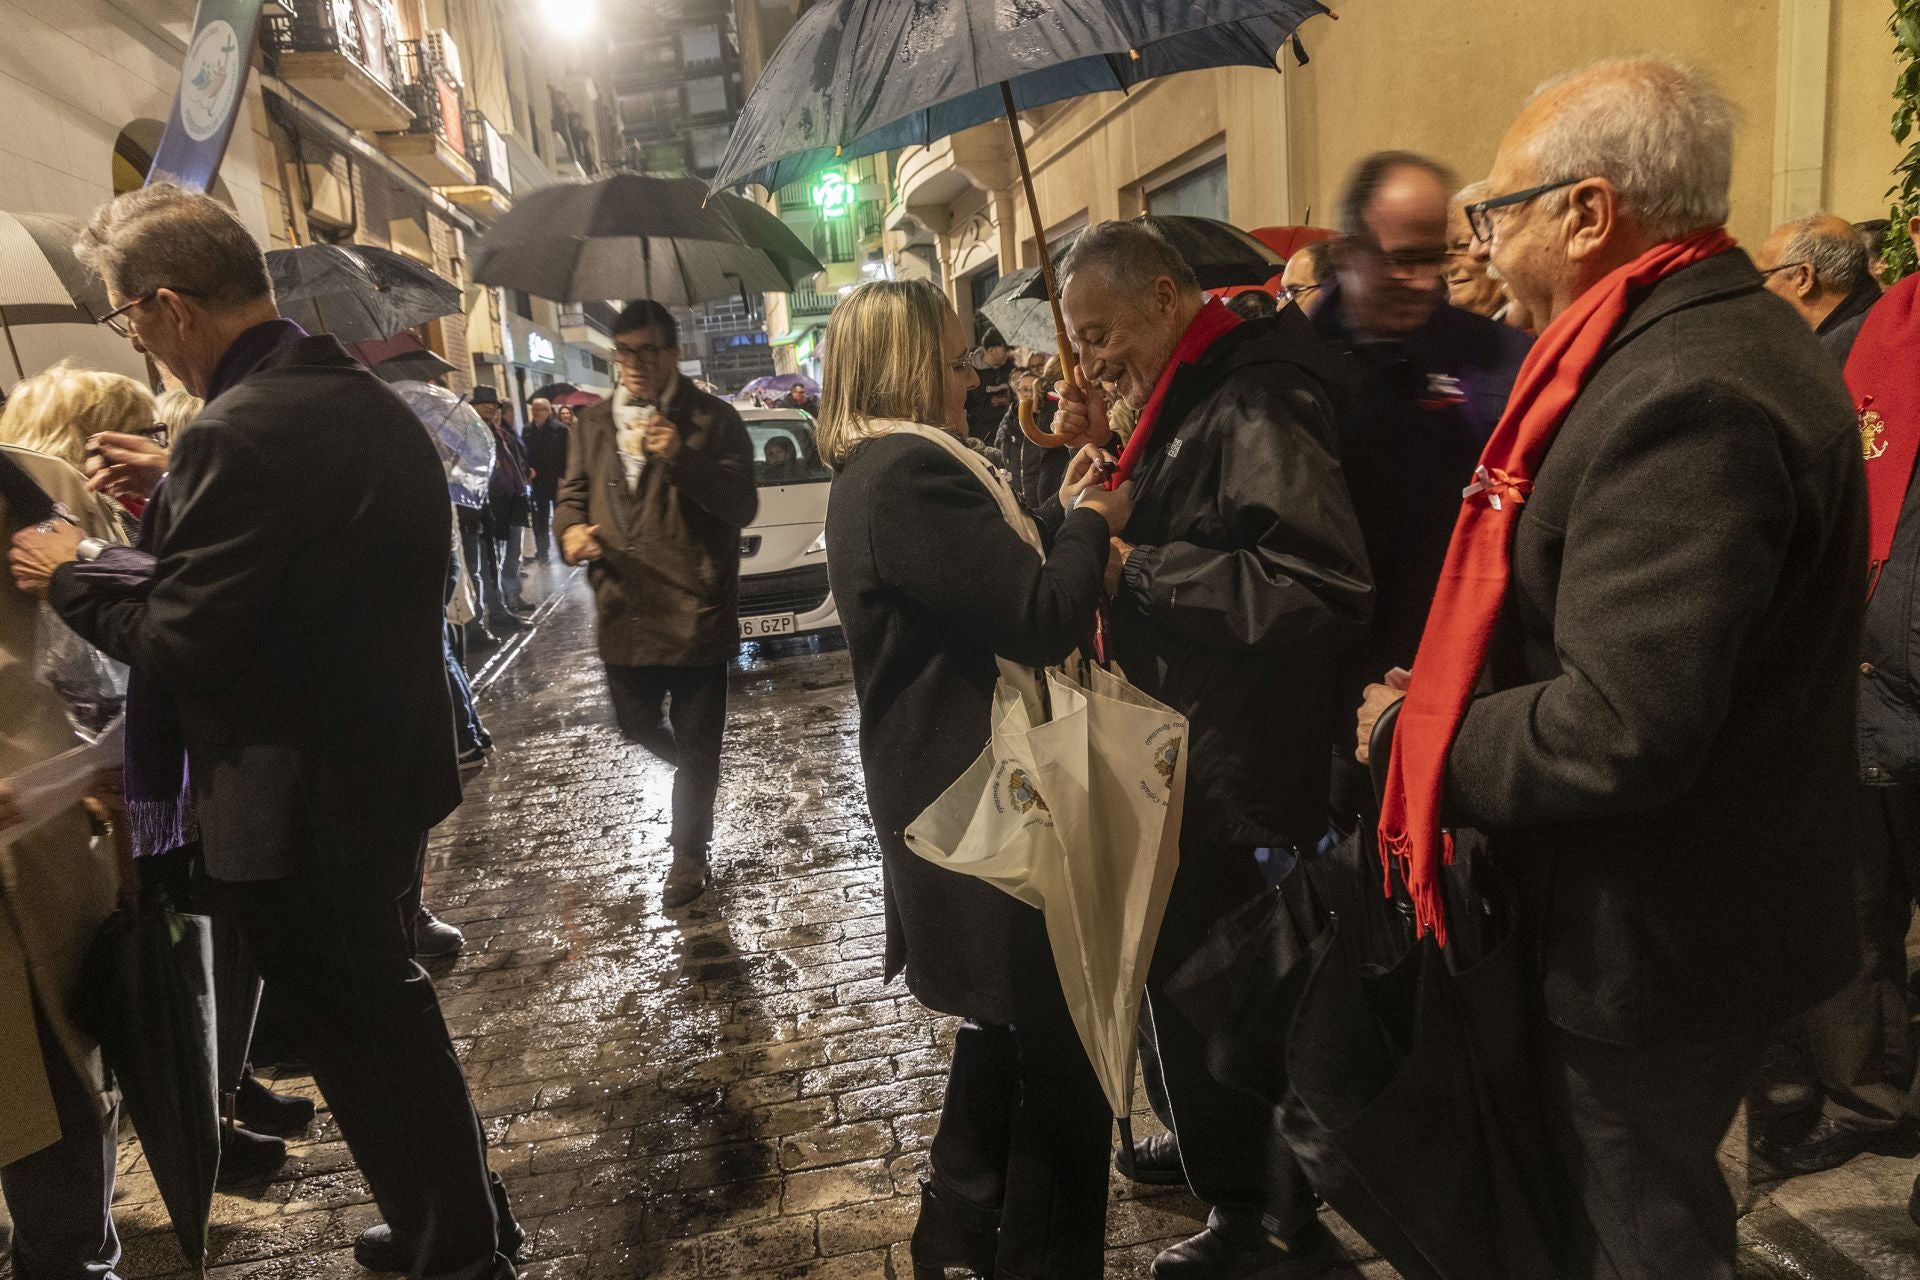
0;446;123;1167
554;381;758;667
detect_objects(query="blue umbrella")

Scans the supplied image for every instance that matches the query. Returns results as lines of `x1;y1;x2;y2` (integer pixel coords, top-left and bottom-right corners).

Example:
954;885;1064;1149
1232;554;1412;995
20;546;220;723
709;0;1326;445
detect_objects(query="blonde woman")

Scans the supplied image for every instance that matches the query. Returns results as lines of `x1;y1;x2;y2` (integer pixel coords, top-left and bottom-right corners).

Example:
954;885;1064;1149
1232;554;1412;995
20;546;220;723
0;362;153;472
820;280;1131;1279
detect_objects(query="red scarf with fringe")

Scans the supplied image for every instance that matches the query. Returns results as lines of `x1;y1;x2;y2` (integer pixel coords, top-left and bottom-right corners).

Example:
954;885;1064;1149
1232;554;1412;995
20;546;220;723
1842;272;1920;597
1377;228;1737;944
1108;298;1242;486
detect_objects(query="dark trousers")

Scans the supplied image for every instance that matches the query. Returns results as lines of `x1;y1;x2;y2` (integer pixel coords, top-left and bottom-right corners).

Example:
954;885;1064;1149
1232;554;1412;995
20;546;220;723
1539;1024;1764;1280
927;922;1112;1279
606;663;728;858
0;1006;120;1280
445;623;486;754
1791;783;1917;1132
457;507;490;623
215;834;502;1279
530;493;555;559
1143;844;1317;1241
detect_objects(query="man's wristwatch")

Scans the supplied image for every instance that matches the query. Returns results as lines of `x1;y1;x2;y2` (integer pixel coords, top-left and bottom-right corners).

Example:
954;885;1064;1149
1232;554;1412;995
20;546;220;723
75;537;109;562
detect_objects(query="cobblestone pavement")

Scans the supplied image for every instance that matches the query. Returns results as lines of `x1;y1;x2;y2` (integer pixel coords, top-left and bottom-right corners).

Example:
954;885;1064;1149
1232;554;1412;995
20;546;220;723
42;569;1920;1279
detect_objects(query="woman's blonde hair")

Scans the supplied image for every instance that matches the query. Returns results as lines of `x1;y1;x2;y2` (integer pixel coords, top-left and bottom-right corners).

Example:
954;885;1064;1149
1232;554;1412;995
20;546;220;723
817;279;955;468
0;361;155;469
154;388;204;434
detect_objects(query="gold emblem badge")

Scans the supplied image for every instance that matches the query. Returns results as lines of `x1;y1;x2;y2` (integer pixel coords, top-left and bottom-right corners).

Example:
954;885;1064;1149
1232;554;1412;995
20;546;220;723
1007;769;1049;815
1861;400;1888;462
1154;737;1182;788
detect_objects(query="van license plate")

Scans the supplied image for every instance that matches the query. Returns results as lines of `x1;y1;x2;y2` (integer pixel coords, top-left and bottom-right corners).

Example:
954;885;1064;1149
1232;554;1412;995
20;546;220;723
742;613;797;639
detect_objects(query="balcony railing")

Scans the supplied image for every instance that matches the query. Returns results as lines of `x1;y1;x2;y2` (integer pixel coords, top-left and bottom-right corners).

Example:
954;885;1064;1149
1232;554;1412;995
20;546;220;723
788;288;839;315
262;0;402;95
394;40;467;155
466;110;510;197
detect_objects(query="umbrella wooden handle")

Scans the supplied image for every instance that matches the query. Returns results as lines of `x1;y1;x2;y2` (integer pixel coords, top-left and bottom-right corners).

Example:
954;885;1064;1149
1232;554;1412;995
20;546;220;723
1017;348;1111;448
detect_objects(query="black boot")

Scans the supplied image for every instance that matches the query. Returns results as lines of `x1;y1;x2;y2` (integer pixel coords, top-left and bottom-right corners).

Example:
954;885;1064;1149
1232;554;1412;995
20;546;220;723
910;1177;998;1280
234;1073;315;1137
1152;1219;1337;1279
1116;1129;1184;1185
354;1172;523;1271
216;1123;288;1188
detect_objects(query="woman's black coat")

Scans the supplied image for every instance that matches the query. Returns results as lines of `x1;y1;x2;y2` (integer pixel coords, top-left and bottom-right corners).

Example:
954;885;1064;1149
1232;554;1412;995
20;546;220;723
826;431;1109;1024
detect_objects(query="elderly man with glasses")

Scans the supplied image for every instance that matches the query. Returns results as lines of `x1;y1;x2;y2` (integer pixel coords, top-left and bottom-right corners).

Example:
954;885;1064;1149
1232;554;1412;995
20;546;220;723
1753;212;1884;362
553;298;757;910
1358;58;1865;1279
1311;151;1531;837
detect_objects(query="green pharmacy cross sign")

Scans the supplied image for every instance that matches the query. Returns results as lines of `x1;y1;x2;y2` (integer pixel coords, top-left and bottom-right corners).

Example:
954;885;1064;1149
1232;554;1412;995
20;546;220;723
810;169;853;219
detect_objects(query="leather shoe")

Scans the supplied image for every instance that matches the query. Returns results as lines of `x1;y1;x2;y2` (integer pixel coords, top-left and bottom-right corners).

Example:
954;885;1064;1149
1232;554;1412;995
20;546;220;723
354;1174;523;1271
234;1073;314;1136
1752;1114;1887;1177
1152;1220;1336;1279
662;854;710;909
1116;1129;1184;1185
909;1177;996;1279
216;1123;287;1188
415;908;466;958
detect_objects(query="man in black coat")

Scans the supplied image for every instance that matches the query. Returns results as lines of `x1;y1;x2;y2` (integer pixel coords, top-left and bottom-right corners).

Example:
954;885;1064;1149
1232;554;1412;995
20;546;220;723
1316;151;1531;825
1056;221;1373;1279
963;326;1014;440
1755;212;1883;364
1359;59;1864;1278
521;396;570;560
26;185;515;1280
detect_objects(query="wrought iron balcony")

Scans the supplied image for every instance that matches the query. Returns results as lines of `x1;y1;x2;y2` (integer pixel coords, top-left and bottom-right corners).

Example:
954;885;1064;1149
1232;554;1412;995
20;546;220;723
260;0;413;131
380;40;475;187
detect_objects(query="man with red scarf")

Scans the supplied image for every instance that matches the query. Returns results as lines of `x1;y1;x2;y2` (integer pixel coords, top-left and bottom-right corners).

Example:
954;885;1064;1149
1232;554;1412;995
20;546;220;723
1055;221;1372;1278
1356;58;1864;1277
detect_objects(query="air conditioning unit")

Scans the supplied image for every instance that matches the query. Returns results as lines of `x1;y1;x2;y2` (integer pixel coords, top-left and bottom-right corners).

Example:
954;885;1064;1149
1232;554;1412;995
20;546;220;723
424;29;463;84
300;160;354;230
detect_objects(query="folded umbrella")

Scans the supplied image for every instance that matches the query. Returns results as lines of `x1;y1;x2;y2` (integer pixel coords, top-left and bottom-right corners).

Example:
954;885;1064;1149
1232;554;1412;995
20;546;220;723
74;826;219;1277
468;174;823;305
267;243;462;344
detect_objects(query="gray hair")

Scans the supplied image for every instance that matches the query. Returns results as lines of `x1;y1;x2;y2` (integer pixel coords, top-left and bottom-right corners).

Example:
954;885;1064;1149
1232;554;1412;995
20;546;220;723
1780;214;1871;292
1520;56;1738;242
74;182;272;310
1060;219;1200;299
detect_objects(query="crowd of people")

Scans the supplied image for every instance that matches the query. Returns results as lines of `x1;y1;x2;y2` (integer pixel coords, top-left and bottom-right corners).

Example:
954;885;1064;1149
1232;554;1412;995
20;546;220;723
1;45;1918;1280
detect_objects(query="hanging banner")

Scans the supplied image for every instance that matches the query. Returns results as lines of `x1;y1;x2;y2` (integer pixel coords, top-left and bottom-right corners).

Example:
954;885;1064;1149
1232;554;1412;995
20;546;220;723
147;0;266;192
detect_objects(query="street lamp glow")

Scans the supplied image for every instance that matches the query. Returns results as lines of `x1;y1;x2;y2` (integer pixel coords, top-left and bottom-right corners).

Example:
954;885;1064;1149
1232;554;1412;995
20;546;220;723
538;0;596;35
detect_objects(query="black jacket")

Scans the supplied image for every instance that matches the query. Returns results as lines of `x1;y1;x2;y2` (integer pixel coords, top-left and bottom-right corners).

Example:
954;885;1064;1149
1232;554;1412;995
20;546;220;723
50;336;462;881
554;380;758;667
827;431;1110;1023
1444;251;1866;1046
992;395;1068;513
523;417;571;500
1106;309;1373;851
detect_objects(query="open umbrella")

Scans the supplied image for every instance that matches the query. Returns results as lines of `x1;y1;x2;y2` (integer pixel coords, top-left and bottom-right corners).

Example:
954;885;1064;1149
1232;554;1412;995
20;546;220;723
347;333;458;385
711;0;1326;443
390;380;495;508
267;243;462;344
75;827;220;1277
899;428;1185;1132
468;174;823;305
1250;225;1337;260
0;212;109;381
738;372;820;400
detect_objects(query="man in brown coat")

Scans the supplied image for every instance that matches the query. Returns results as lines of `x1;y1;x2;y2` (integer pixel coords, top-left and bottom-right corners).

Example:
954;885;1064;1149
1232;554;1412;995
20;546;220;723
554;300;757;908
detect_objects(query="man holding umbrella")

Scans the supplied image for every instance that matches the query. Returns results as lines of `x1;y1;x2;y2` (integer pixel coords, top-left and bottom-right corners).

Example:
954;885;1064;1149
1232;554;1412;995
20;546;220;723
1054;220;1372;1277
1358;58;1863;1277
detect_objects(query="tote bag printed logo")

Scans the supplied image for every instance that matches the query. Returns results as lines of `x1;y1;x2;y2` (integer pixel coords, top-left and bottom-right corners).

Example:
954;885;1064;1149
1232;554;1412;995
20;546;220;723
989;758;1053;826
1140;723;1182;807
180;20;243;141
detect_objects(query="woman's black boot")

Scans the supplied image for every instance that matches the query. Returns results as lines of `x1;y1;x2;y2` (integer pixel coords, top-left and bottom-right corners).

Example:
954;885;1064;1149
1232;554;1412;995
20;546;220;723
910;1176;999;1279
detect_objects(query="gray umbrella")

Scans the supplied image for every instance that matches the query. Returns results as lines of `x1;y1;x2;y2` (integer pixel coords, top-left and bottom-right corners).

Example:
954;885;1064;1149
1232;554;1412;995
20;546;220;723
468;173;823;305
979;268;1056;353
0;211;110;380
267;243;463;344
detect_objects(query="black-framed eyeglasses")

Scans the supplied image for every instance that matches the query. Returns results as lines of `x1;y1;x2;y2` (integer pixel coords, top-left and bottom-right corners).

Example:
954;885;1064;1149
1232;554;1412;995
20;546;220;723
612;341;672;365
1464;178;1583;243
1758;262;1809;279
98;287;204;338
1282;283;1322;305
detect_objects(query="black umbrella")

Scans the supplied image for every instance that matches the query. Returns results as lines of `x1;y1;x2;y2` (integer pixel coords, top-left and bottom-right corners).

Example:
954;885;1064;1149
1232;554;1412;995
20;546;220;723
529;381;578;403
75;832;220;1276
346;333;458;385
267;243;463;344
468;174;823;305
0;211;111;382
710;0;1325;445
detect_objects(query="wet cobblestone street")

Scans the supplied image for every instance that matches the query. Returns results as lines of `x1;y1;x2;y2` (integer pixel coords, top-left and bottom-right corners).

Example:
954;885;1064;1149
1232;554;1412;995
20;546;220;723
51;569;1920;1279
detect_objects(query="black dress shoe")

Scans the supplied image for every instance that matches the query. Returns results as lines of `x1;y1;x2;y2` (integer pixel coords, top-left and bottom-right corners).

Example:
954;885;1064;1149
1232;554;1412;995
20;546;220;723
1116;1129;1185;1185
488;613;529;634
216;1123;288;1188
662;854;710;909
1152;1220;1336;1280
909;1178;997;1280
354;1173;523;1271
415;908;466;958
1752;1114;1886;1177
234;1074;315;1137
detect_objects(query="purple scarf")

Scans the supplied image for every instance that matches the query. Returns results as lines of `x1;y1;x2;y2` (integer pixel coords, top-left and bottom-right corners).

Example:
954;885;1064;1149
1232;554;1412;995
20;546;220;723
70;319;308;856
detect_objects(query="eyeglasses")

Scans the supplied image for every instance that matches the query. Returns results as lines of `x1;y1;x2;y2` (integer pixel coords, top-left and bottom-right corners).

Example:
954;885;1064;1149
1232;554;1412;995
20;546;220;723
98;287;204;338
1464;178;1583;243
1758;262;1809;279
1282;283;1322;305
1352;236;1452;276
612;342;672;365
